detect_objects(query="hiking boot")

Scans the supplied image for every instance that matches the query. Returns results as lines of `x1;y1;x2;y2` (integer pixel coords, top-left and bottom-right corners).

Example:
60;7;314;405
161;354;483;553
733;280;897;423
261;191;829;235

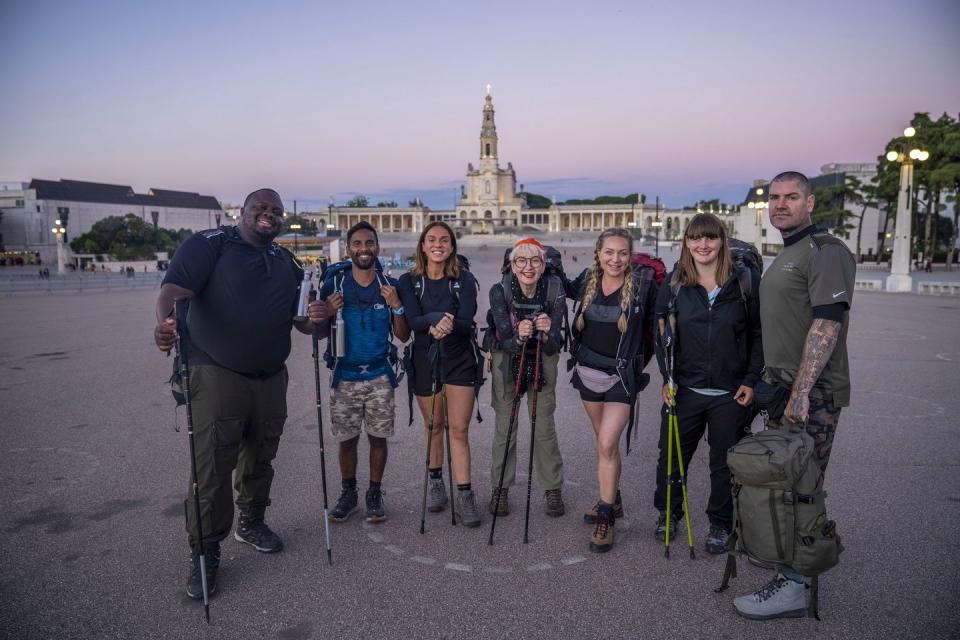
488;487;509;516
584;492;623;524
544;488;565;517
427;477;448;513
655;510;683;542
455;489;482;528
705;524;731;554
234;512;283;553
733;574;808;620
365;486;386;523
589;504;615;553
329;486;359;522
186;542;220;599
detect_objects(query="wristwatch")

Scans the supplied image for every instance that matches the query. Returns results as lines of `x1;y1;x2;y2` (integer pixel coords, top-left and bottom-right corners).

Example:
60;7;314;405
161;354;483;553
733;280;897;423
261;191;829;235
391;306;405;316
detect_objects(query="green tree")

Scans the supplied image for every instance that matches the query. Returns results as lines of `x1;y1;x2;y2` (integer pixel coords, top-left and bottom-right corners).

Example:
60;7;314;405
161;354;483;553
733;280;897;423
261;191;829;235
519;192;552;209
376;200;398;208
69;214;186;260
562;193;644;205
346;195;369;207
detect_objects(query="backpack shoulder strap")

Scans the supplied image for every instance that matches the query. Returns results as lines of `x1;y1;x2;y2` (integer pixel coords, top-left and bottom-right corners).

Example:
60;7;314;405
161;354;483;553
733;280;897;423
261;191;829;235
737;267;752;303
545;275;561;315
501;272;513;309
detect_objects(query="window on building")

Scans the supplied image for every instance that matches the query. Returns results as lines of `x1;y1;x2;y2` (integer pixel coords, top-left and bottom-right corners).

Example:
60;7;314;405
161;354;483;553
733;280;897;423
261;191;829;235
485;210;492;219
485;143;490;157
37;205;41;212
485;181;490;194
15;199;24;207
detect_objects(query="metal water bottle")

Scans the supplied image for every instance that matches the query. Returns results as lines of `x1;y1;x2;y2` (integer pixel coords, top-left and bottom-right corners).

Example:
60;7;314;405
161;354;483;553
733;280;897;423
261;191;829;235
333;308;345;358
294;269;312;322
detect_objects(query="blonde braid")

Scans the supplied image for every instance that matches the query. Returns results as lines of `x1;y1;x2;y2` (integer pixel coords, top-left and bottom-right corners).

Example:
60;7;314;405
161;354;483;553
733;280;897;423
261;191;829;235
574;256;602;331
617;265;634;333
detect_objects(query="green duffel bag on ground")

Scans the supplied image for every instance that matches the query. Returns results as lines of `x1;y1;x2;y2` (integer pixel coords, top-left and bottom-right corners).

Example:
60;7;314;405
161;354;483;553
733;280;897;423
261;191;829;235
716;428;843;618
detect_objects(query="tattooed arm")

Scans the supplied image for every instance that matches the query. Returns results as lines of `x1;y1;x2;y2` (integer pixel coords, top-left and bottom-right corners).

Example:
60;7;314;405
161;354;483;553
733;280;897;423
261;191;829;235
785;318;842;422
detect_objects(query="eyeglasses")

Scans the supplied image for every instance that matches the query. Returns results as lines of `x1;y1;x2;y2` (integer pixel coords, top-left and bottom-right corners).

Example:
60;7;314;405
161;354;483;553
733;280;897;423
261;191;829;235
513;257;544;269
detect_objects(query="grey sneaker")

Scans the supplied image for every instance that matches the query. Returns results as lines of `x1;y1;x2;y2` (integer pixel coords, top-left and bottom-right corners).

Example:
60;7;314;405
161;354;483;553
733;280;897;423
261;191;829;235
427;477;448;513
655;510;683;542
455;489;482;528
733;574;807;620
705;524;730;554
544;488;565;517
489;487;509;516
329;487;359;522
365;486;386;523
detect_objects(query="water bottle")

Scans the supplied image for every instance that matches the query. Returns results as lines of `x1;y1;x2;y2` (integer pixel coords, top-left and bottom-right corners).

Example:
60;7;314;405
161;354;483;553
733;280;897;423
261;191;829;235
333;308;346;358
294;269;312;322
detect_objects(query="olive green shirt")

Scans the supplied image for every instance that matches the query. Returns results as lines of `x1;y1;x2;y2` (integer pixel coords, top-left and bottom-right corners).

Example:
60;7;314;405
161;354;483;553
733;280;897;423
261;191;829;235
759;229;856;407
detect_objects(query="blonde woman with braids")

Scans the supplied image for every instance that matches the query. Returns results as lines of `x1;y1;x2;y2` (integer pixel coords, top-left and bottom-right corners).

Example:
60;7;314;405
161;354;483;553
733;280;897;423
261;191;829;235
567;228;658;552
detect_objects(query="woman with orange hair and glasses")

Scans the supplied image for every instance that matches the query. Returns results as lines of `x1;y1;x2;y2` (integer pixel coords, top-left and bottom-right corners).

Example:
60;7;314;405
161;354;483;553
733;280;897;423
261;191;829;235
568;228;658;553
486;237;567;520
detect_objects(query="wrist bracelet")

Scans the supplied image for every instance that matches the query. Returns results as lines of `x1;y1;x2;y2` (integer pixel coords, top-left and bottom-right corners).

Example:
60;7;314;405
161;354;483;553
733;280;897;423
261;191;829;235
391;306;405;316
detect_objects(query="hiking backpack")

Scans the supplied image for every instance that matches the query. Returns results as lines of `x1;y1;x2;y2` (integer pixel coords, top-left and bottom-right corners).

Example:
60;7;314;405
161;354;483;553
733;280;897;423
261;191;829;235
320;258;402;381
717;428;843;619
403;254;486;425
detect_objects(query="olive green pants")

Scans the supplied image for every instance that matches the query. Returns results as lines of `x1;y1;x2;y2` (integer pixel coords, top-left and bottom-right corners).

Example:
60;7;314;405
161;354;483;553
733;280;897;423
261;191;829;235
184;364;288;547
489;351;564;491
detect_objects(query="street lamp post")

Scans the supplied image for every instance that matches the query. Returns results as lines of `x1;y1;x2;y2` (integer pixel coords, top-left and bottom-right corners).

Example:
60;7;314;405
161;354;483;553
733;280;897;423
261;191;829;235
746;187;766;255
886;126;929;292
51;218;66;273
651;212;663;262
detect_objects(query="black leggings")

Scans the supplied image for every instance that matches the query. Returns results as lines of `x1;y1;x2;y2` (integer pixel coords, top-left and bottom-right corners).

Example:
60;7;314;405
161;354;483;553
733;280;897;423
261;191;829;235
652;387;753;530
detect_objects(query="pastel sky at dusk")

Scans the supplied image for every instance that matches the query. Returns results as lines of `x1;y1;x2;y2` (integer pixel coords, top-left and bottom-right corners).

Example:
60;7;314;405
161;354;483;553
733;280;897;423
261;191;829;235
1;0;958;210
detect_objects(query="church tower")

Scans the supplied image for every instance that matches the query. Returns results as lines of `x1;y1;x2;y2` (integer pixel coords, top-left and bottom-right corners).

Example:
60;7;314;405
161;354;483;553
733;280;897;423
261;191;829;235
457;86;524;234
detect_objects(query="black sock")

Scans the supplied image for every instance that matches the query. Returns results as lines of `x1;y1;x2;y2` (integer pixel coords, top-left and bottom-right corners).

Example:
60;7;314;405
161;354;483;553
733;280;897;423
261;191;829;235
457;483;471;492
429;467;442;480
342;478;357;490
369;481;381;491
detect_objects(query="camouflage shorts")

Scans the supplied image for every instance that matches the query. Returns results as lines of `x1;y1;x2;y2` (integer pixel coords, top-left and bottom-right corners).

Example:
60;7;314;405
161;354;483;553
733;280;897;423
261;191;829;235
768;396;841;474
329;376;396;442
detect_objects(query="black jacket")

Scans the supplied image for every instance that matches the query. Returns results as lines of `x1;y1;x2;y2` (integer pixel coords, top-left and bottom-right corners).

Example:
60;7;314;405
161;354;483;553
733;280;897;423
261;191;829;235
655;266;763;391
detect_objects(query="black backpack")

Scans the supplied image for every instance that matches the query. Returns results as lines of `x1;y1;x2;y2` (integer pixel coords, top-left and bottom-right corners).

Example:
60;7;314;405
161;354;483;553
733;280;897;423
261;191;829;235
403;255;486;425
729;237;763;275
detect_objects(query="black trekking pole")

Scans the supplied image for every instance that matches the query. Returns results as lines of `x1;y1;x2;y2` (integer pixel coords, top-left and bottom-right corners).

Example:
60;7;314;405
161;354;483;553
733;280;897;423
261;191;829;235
523;337;543;544
309;291;333;565
438;339;456;526
419;339;441;535
488;343;529;545
175;297;210;624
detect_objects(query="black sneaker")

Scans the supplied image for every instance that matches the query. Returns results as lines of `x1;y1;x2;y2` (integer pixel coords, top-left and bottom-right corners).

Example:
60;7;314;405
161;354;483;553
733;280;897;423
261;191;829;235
186;542;220;599
705;524;731;554
655;510;683;542
234;514;283;553
329;487;359;522
365;486;386;523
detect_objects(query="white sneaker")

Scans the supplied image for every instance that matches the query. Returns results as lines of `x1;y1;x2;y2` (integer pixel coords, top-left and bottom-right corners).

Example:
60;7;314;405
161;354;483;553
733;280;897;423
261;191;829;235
733;573;807;620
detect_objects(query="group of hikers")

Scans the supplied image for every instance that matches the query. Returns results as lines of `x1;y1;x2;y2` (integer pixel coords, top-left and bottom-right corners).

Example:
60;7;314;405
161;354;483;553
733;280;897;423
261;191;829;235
153;170;855;622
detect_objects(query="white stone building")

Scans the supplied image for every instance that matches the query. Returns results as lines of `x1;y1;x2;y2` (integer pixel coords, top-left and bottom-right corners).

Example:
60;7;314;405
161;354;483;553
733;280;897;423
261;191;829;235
0;179;223;263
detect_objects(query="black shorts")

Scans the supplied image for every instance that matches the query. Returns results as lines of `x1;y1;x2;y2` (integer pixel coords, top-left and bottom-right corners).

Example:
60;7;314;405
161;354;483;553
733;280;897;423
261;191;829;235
571;371;632;405
412;344;477;397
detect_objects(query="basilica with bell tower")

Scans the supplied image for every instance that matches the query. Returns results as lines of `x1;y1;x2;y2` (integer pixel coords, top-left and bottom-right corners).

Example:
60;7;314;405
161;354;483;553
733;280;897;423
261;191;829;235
456;87;525;233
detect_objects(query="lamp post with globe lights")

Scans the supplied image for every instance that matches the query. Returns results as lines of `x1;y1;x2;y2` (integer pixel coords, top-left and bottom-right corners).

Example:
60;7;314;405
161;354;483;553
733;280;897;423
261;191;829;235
51;219;67;273
885;126;929;292
746;187;766;254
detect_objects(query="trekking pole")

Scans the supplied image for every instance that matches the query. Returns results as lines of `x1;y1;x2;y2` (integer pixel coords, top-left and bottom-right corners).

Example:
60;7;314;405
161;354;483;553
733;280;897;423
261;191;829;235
662;314;695;560
309;291;333;565
419;339;440;535
438;339;456;526
523;337;543;544
174;297;210;624
488;343;529;545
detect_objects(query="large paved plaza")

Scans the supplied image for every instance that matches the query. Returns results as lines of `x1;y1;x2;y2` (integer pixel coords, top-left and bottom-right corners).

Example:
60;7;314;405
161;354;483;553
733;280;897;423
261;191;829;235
1;243;958;639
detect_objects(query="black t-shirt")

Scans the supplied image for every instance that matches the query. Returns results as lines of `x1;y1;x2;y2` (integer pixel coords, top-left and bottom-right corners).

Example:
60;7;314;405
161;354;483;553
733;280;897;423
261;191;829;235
397;270;478;361
580;285;625;358
163;226;303;376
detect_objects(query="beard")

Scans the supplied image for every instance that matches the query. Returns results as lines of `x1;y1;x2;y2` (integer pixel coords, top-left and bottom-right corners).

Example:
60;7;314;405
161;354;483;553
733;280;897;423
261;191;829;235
353;252;376;270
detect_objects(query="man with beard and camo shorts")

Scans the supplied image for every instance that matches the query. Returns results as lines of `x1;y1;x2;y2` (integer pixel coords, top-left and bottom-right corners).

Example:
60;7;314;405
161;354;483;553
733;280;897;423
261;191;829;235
314;222;410;524
732;171;855;620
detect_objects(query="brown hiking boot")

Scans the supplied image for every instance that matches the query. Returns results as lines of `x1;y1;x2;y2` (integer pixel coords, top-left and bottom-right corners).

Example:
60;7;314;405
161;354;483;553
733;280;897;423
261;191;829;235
584;491;624;524
488;487;509;516
589;504;615;553
544;488;565;517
